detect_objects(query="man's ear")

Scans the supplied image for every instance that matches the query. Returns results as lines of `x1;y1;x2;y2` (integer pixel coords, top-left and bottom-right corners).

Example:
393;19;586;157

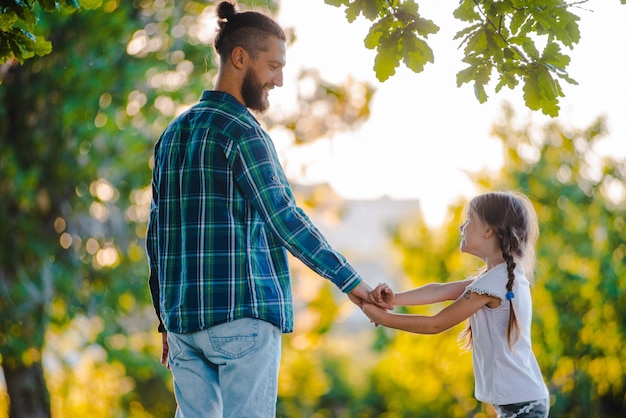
230;46;247;70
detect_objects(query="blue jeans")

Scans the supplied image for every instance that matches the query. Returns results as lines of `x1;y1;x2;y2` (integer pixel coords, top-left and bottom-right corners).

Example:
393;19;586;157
167;318;281;418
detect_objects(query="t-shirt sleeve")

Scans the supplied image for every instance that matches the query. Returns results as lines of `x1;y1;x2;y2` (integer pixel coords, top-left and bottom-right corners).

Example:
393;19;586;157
465;268;507;301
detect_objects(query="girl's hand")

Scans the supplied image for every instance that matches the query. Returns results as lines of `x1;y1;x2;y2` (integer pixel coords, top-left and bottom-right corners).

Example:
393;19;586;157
372;283;395;307
362;302;387;326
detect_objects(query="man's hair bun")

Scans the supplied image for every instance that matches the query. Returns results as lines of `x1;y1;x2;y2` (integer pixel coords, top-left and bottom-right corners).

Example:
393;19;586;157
217;1;237;21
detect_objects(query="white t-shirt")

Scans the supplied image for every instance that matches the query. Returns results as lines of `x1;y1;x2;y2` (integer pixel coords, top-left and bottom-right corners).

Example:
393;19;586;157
466;263;549;405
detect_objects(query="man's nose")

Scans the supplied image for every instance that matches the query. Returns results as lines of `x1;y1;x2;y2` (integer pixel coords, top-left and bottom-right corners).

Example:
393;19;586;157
274;70;283;87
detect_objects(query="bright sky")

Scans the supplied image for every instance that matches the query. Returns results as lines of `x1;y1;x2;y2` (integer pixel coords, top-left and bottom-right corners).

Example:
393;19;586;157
269;0;626;226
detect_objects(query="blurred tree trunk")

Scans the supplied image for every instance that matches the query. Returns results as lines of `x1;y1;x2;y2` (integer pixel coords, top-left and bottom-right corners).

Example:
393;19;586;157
4;363;50;418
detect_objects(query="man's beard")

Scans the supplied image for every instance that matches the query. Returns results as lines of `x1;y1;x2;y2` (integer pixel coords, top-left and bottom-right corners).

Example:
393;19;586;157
241;68;270;113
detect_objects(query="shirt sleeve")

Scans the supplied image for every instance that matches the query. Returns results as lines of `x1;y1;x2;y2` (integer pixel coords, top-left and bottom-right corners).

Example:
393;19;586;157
229;126;361;293
465;267;507;301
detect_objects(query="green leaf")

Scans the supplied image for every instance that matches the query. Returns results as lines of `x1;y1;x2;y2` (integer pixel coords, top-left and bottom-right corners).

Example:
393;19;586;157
453;23;481;42
401;32;433;73
453;0;480;22
344;2;359;23
0;36;13;62
30;34;52;56
522;75;541;110
475;61;491;86
541;42;569;68
564;19;581;46
413;16;439;38
539;42;577;86
364;18;387;50
7;37;25;62
324;0;349;7
517;16;535;39
11;2;37;28
520;39;539;60
509;8;528;34
523;63;562;117
537;65;562;100
345;0;380;22
358;0;381;21
6;28;51;59
0;9;18;31
464;27;488;55
495;60;520;92
398;0;418;15
38;0;59;12
373;36;400;82
456;64;477;87
473;82;488;103
483;26;507;62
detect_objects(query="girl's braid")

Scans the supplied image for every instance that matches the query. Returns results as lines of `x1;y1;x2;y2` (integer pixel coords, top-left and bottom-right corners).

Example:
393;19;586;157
499;228;517;291
497;226;520;347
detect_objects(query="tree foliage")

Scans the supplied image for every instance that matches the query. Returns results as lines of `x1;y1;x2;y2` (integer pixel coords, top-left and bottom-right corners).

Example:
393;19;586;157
4;1;626;116
325;0;625;117
0;0;102;64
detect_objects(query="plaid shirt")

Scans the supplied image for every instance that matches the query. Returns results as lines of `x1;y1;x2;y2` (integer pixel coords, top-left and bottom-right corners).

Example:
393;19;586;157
147;91;362;334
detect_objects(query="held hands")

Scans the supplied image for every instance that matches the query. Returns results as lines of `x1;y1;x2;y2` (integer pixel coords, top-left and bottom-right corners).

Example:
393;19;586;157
371;282;395;307
348;282;393;311
348;282;395;327
361;282;395;326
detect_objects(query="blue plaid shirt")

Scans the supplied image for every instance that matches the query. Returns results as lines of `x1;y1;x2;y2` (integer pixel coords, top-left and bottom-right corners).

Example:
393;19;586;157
147;91;362;334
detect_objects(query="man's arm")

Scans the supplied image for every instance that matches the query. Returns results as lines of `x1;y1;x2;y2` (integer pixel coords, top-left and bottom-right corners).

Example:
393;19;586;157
231;129;363;292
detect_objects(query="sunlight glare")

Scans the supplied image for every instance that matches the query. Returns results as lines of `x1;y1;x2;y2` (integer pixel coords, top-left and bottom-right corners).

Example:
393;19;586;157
95;246;119;268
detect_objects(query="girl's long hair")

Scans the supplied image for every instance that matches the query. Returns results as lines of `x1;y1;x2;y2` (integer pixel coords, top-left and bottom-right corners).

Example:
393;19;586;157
459;191;539;350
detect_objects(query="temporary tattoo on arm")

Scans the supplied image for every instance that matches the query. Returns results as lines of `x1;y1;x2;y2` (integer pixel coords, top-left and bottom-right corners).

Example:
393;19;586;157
463;290;471;300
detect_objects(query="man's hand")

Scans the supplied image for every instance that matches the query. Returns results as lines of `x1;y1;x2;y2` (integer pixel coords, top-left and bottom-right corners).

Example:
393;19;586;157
161;331;170;369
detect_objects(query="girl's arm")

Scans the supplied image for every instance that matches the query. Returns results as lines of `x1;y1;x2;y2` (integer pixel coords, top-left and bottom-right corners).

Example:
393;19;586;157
375;279;474;307
395;279;475;306
363;289;497;335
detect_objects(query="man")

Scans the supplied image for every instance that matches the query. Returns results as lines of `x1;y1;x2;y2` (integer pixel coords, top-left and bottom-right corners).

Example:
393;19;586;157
146;2;385;417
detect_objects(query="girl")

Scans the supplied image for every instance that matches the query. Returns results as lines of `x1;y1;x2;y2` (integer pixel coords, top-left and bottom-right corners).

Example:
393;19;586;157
362;191;550;417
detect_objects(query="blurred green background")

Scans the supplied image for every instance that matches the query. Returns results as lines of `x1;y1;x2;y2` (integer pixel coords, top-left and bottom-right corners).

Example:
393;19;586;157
1;1;625;417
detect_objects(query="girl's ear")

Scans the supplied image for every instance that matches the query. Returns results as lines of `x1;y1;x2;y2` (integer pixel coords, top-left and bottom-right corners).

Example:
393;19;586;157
483;226;494;239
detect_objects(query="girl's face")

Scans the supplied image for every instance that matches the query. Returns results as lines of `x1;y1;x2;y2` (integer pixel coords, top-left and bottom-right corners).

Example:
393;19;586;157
459;209;489;258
